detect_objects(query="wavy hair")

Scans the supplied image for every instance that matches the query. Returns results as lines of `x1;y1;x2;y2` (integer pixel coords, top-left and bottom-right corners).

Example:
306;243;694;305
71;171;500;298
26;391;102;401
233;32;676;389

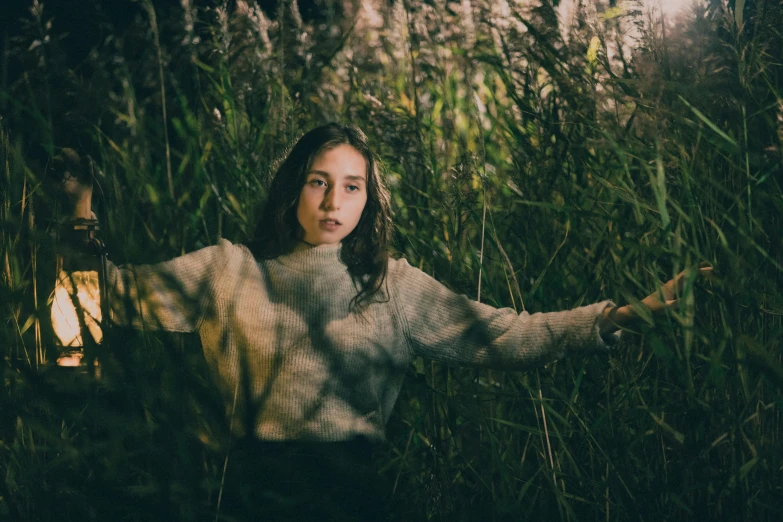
246;123;393;310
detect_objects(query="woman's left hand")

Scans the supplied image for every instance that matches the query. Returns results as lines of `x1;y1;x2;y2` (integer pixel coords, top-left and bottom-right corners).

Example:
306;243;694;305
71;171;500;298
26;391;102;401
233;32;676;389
599;263;713;336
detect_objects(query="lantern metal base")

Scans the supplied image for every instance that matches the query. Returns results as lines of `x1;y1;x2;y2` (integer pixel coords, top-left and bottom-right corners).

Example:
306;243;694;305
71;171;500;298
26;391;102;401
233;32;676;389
56;349;86;367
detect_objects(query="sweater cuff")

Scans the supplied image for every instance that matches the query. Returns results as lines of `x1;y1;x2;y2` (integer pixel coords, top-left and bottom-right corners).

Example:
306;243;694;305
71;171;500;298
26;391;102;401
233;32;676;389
589;300;623;353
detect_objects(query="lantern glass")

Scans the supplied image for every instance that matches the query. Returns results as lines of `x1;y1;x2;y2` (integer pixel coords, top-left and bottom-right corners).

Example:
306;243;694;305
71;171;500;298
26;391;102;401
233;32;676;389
51;270;103;365
49;222;107;368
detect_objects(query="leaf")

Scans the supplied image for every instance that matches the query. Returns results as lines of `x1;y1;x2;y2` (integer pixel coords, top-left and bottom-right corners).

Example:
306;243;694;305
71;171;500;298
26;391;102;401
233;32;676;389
678;96;738;149
484;417;543;435
587;36;600;66
199;187;211;212
400;92;415;115
145;184;160;205
739;457;757;480
19;315;36;335
192;57;215;73
225;192;247;223
600;6;626;20
705;218;729;248
651;153;670;228
648;412;685;446
735;0;745;27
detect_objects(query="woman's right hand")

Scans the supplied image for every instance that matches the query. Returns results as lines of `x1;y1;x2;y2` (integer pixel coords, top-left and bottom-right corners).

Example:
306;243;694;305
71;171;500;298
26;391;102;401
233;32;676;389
49;148;94;220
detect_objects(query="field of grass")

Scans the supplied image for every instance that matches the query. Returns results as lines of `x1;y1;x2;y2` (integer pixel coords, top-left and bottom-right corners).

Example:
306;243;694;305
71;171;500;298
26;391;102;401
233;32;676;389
1;0;781;520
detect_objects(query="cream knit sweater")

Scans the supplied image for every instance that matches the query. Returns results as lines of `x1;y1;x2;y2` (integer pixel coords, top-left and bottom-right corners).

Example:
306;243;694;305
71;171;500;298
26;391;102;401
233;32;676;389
107;239;618;442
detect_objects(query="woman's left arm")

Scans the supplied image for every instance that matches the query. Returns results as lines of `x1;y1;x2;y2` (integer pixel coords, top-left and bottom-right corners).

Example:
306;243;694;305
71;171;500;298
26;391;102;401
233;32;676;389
389;259;711;370
388;258;620;370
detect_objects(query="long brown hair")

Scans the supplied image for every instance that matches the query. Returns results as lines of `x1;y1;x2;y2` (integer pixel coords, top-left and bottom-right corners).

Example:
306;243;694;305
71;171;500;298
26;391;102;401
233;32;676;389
246;123;393;310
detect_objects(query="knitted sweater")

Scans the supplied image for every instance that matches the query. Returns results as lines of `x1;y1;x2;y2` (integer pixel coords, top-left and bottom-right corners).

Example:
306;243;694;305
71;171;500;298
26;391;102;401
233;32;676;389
107;239;619;442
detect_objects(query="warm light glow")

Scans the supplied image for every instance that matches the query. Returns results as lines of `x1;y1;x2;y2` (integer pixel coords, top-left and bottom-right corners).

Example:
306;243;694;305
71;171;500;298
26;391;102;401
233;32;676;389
56;352;84;367
645;0;692;16
51;270;103;349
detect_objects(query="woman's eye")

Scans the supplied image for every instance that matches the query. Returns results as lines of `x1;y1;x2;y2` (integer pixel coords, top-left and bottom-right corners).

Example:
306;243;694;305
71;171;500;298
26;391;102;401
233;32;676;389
310;179;327;187
347;185;360;192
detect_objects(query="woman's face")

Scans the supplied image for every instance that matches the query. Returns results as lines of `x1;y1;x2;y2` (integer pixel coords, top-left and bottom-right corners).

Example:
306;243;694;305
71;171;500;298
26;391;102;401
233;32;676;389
296;144;369;247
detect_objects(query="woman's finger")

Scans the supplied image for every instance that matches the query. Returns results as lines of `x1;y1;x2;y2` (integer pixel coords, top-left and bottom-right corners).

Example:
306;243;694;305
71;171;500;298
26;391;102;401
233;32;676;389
671;263;714;293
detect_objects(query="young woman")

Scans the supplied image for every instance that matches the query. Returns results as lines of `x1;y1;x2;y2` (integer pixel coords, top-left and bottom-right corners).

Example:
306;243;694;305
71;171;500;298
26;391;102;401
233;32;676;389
54;123;702;521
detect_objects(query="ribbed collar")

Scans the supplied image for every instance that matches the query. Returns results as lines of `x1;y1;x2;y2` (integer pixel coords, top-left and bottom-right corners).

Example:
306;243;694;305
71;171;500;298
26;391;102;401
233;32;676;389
274;243;345;273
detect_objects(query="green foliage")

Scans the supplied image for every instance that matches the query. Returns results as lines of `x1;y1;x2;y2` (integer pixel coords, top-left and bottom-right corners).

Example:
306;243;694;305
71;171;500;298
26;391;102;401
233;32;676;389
1;0;782;520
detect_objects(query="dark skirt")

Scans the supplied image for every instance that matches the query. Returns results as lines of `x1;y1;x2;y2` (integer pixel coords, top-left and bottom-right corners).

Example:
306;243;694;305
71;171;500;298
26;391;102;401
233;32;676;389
215;436;390;522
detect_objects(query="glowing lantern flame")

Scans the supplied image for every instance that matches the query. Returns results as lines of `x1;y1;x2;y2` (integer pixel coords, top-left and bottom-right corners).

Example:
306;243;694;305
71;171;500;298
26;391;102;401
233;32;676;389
51;270;103;365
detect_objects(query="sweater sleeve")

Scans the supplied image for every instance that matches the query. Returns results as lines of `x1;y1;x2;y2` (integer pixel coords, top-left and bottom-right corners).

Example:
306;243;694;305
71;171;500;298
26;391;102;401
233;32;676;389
388;258;621;370
106;238;237;333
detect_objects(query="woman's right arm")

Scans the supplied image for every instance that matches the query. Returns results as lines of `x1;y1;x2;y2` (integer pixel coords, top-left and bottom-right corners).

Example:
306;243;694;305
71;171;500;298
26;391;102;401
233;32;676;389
51;148;233;333
106;240;235;333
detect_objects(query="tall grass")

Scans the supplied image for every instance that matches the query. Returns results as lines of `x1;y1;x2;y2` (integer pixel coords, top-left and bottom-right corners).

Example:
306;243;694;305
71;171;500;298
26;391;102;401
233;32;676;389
1;0;781;520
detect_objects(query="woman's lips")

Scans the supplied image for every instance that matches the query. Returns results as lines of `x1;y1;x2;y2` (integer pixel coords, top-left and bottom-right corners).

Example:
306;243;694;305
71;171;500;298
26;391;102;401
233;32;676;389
319;219;341;232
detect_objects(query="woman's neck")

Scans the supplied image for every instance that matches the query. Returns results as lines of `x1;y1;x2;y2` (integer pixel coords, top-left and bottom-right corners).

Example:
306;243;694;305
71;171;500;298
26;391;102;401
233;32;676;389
292;240;340;253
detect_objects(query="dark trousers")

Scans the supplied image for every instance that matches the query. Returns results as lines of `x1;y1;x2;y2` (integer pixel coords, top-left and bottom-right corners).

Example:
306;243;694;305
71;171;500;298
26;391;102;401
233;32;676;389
215;437;390;522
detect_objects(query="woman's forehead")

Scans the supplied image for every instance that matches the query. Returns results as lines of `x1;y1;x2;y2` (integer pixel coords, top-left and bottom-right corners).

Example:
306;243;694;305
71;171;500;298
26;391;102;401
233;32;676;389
309;144;368;179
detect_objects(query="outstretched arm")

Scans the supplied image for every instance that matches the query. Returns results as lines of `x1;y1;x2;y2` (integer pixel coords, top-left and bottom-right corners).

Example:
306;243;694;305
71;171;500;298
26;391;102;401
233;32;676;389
106;240;235;333
50;147;234;333
389;258;619;370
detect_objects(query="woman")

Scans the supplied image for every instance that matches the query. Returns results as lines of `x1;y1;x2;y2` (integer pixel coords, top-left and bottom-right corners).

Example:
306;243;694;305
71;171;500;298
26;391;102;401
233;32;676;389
54;123;703;521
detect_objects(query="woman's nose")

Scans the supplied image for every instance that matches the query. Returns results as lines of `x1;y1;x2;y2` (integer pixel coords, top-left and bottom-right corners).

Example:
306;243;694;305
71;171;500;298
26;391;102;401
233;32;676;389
322;188;340;210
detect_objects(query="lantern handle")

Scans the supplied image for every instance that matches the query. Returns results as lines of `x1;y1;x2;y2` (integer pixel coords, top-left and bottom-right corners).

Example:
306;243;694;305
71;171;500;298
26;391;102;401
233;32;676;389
58;217;101;230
